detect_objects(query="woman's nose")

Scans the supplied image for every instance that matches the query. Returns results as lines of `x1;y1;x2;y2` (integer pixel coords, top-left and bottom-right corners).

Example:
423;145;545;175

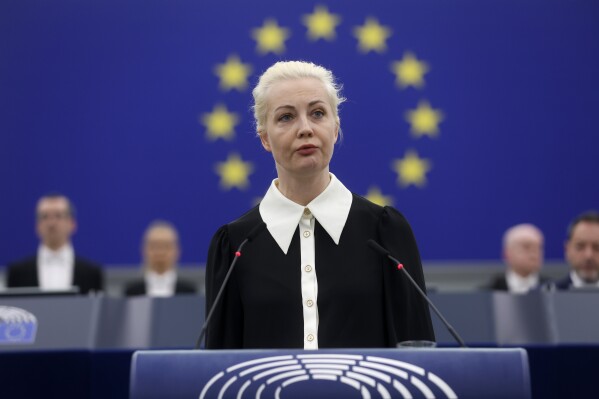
297;116;314;138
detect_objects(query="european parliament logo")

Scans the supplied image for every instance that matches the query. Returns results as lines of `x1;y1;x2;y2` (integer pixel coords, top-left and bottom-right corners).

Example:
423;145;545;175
199;353;457;399
0;306;38;344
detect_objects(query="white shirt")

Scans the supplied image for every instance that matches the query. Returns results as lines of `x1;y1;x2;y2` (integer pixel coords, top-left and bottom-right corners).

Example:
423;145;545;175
144;269;177;297
506;270;541;294
37;244;75;291
570;270;599;289
259;173;353;349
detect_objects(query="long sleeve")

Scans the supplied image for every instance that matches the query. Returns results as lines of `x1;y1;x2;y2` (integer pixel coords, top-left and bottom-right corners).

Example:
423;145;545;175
378;206;435;344
204;225;244;348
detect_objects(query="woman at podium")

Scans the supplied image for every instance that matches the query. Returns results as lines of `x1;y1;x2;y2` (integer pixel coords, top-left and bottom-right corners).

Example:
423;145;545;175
205;61;434;349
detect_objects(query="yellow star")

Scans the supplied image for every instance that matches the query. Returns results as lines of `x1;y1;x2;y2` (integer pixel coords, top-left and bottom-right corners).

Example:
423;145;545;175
215;153;254;190
392;150;432;188
302;5;341;41
391;52;429;89
251;19;290;54
405;100;444;138
353;17;392;53
214;55;252;91
365;186;394;207
200;104;239;141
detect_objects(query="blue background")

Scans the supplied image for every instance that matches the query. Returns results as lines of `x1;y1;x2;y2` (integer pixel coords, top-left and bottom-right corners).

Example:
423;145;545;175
1;0;598;266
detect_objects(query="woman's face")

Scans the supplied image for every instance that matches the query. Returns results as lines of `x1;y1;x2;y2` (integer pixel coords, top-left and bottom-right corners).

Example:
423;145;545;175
260;77;339;181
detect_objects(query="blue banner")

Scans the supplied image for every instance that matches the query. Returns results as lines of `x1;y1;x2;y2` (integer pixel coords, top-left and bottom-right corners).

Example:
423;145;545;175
1;0;598;265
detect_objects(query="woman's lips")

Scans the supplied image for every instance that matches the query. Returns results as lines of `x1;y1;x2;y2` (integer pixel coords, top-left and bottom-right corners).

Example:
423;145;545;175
296;144;317;155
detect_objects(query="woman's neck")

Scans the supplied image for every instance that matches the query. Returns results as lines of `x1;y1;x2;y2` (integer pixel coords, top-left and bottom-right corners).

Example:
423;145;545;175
276;170;331;206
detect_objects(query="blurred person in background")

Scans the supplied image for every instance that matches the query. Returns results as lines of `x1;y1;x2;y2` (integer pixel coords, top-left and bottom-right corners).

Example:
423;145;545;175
124;220;196;296
552;211;599;290
487;223;548;293
7;193;104;294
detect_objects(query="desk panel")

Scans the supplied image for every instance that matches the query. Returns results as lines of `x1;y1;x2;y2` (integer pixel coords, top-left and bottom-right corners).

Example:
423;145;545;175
1;293;598;350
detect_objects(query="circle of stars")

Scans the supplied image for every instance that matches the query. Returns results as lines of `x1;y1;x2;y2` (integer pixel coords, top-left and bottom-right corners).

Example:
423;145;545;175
198;4;445;205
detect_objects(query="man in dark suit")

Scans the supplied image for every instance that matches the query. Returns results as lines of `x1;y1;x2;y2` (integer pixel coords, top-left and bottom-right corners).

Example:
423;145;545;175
552;211;599;290
487;223;549;293
124;220;196;296
7;194;103;294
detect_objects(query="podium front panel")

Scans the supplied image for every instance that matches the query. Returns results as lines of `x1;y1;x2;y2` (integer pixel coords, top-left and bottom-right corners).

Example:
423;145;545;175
131;348;530;399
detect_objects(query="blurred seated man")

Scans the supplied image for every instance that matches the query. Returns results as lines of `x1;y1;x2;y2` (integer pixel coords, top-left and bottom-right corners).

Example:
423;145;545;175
124;220;196;296
553;211;599;290
7;193;104;294
487;223;548;293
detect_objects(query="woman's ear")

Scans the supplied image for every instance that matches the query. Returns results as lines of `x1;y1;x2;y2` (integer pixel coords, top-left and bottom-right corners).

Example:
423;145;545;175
259;131;272;152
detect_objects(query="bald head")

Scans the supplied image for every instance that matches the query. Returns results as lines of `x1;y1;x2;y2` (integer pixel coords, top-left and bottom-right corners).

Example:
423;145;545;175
503;224;544;277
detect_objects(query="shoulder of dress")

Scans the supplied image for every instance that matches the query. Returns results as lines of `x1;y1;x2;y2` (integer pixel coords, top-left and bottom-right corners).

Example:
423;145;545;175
350;193;384;214
350;193;409;222
226;205;263;243
228;205;261;228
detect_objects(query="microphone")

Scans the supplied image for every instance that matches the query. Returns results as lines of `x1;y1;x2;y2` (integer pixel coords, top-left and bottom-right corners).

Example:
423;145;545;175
367;239;467;348
195;222;267;349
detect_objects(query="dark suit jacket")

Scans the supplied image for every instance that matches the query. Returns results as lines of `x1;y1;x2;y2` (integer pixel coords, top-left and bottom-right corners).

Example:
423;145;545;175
552;275;574;290
124;278;197;296
7;255;104;294
487;273;550;291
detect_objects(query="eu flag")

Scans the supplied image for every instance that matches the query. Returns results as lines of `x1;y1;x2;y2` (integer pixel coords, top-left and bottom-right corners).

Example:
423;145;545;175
0;0;598;265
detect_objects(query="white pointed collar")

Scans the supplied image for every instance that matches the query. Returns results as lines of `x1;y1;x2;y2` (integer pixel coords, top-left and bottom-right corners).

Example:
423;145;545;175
259;173;353;254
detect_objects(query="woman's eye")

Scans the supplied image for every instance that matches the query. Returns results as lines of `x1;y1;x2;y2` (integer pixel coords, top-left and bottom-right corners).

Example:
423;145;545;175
312;110;324;118
278;114;292;122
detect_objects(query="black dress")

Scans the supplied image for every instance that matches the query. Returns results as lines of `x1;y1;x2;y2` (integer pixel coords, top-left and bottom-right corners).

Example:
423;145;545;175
205;194;434;349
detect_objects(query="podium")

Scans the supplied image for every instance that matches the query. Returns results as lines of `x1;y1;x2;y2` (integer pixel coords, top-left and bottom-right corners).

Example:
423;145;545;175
130;348;531;398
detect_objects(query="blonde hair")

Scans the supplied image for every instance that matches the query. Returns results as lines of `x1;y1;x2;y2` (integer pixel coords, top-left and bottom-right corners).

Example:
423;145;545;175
252;61;346;134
